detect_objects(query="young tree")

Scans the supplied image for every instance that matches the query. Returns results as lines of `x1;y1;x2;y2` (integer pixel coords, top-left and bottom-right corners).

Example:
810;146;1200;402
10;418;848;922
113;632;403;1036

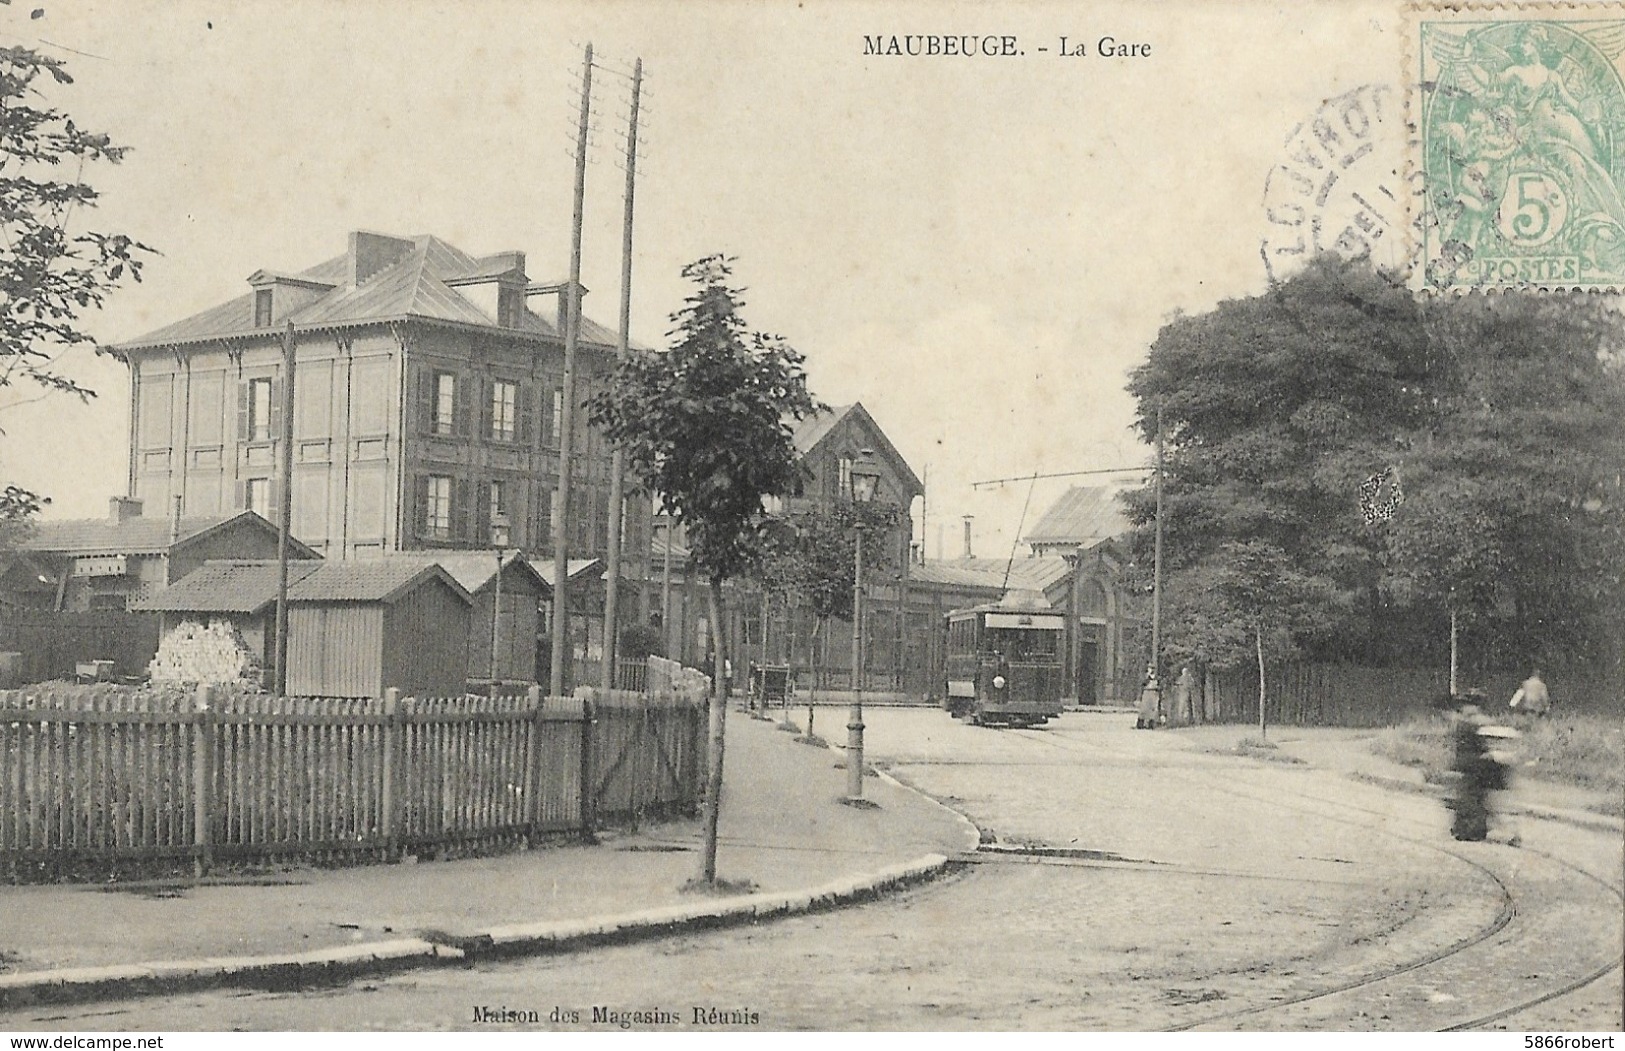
0;47;153;427
587;255;821;885
753;500;901;732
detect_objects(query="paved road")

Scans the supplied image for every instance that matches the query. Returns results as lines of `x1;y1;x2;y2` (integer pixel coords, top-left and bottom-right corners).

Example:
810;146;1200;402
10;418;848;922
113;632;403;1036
8;710;1620;1031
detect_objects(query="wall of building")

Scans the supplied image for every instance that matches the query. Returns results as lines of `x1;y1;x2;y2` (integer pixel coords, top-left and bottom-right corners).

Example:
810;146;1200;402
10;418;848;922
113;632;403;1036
287;604;384;698
381;582;471;697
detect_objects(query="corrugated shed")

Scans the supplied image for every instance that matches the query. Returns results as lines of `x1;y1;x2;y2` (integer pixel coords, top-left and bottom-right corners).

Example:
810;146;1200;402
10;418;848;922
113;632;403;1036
530;558;604;589
384;550;543;595
136;558;471;611
1025;486;1133;548
134;560;322;613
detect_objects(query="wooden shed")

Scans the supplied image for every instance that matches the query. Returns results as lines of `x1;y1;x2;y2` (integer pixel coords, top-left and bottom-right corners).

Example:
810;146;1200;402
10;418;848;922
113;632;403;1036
388;551;544;684
138;559;472;698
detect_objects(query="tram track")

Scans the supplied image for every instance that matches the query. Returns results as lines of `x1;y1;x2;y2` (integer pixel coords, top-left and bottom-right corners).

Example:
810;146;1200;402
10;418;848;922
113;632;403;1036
994;724;1624;1031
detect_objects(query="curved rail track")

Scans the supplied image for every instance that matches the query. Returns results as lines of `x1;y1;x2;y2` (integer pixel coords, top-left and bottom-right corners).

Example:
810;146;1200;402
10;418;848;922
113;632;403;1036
1002;725;1624;1031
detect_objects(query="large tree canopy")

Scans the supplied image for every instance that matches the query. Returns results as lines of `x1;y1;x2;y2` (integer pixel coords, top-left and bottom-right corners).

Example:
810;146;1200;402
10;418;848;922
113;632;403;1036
1126;254;1625;681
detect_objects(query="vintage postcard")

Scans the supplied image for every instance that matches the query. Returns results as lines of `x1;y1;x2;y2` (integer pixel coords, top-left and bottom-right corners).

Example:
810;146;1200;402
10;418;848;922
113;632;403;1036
0;0;1621;1041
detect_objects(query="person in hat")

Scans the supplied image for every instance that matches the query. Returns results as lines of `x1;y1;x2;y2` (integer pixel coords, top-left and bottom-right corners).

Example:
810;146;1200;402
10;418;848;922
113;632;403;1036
1135;665;1161;730
1447;691;1520;844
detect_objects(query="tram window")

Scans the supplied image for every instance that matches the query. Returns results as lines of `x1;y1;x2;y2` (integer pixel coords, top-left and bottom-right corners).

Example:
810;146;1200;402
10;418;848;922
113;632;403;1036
985;627;1058;659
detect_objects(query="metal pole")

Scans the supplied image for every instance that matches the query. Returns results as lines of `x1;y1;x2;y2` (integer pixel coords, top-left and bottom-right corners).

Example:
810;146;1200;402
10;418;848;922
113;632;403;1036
551;43;592;700
492;547;503;685
661;518;674;659
272;320;295;695
1151;402;1165;686
601;57;641;692
847;527;865;800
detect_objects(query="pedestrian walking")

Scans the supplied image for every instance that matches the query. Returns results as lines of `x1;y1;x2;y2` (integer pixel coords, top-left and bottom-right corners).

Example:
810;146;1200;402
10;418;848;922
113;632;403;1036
1445;692;1519;844
1136;665;1161;730
1508;669;1551;717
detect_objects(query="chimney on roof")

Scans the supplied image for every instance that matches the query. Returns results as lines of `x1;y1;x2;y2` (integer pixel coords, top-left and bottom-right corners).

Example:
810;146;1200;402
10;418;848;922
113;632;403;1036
348;232;416;287
962;515;974;560
109;496;143;524
525;280;586;335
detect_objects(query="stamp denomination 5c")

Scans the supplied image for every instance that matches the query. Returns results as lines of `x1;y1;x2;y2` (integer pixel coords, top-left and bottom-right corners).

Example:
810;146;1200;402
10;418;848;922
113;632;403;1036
1416;5;1625;290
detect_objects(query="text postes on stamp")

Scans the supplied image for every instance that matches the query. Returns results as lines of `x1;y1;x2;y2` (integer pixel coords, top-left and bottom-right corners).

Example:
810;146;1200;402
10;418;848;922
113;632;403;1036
1417;8;1625;290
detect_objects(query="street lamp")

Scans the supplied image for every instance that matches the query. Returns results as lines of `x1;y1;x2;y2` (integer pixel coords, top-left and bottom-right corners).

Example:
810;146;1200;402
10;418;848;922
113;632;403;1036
490;510;511;687
846;449;881;803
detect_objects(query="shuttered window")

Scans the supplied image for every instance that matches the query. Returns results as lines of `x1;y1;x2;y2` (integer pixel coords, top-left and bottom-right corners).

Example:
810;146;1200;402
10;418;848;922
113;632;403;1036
433;372;456;436
426;475;452;538
491;380;518;442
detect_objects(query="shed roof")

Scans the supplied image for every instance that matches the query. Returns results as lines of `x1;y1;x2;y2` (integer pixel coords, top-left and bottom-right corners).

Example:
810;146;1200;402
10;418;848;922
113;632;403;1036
1025;486;1133;548
530;558;605;590
911;557;1072;592
114;233;633;352
20;510;320;559
386;550;545;594
135;559;471;614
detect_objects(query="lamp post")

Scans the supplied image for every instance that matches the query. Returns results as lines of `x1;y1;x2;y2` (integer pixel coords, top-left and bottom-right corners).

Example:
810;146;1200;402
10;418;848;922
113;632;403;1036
490;511;511;687
846;450;881;803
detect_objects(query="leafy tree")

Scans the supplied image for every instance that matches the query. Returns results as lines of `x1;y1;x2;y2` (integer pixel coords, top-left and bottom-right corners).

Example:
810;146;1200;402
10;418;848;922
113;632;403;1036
587;255;821;885
0;483;46;558
1125;254;1625;707
1125;255;1431;679
0;47;153;425
1382;292;1625;679
753;500;901;728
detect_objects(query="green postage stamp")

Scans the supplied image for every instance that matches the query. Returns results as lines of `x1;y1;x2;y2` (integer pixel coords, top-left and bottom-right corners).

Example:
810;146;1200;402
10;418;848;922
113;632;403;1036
1417;5;1625;290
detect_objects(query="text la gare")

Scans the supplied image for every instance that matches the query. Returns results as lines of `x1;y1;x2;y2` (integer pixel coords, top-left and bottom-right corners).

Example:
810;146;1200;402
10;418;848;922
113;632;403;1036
1059;36;1152;57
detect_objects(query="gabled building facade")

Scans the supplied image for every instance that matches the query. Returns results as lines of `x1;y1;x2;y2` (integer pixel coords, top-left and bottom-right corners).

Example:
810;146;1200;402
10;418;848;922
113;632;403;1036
109;231;649;588
16;497;320;611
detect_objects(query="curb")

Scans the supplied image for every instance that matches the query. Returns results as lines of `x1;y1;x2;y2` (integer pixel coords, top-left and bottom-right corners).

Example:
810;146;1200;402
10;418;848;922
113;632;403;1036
1348;770;1624;835
0;853;963;1012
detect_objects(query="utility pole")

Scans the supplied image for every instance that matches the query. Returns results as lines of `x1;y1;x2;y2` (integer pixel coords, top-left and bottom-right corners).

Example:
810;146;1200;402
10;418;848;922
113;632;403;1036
272;320;296;695
1151;402;1165;687
551;43;592;700
601;57;641;692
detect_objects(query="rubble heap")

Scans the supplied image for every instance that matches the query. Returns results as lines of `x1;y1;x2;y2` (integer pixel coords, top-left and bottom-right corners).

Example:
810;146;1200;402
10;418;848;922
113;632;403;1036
148;617;263;686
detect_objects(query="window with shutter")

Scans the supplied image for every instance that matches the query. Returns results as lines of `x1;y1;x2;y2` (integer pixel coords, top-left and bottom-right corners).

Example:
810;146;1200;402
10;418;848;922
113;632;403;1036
454;476;473;539
455;373;472;438
433;372;456;436
266;377;282;441
246;378;274;441
425;475;452;539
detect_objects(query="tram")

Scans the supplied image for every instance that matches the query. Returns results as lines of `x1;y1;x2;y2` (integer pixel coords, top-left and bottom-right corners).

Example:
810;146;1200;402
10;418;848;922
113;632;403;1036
943;592;1066;727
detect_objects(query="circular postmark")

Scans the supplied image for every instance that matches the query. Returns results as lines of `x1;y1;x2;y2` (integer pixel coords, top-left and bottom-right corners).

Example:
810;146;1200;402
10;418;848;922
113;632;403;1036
1260;83;1423;284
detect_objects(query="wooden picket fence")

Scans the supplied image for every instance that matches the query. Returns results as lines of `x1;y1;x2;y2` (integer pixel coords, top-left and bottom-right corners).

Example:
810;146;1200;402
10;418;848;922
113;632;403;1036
0;679;707;881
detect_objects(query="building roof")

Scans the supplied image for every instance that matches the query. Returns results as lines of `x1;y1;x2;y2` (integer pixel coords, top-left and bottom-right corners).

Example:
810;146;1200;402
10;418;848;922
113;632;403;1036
20;509;320;560
114;233;631;352
1025;486;1133;550
788;402;924;499
912;556;1072;592
529;557;605;590
385;551;544;594
135;558;471;613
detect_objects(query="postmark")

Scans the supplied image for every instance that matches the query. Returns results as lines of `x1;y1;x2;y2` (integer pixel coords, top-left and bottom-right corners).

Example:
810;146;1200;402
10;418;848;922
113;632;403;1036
1260;84;1419;284
1413;5;1625;290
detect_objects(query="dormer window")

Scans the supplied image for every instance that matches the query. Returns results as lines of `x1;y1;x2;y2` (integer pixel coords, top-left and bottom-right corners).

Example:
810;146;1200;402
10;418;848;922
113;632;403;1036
254;289;273;327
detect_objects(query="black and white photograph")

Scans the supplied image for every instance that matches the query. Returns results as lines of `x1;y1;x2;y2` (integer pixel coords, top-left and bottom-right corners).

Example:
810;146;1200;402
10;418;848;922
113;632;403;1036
0;0;1621;1039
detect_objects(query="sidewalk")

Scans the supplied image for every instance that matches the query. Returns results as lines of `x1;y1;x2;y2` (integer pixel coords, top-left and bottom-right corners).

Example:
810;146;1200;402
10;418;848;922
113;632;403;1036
0;713;976;1009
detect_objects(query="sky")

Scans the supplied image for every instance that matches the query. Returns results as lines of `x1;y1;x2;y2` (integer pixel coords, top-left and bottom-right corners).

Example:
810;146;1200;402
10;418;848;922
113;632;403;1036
0;0;1411;560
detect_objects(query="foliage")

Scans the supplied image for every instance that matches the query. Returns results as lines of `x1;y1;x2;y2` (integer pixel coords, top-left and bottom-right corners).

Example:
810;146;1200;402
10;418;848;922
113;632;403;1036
0;47;154;415
586;255;823;588
1125;254;1625;679
1371;712;1625;807
618;622;664;660
0;482;46;554
753;501;903;624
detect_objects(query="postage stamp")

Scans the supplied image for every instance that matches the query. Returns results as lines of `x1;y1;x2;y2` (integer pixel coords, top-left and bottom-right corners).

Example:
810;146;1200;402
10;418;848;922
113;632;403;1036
1414;5;1625;290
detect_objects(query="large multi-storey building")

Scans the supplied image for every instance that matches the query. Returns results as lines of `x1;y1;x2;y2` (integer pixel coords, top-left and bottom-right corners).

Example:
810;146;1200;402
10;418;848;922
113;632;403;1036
110;231;647;585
